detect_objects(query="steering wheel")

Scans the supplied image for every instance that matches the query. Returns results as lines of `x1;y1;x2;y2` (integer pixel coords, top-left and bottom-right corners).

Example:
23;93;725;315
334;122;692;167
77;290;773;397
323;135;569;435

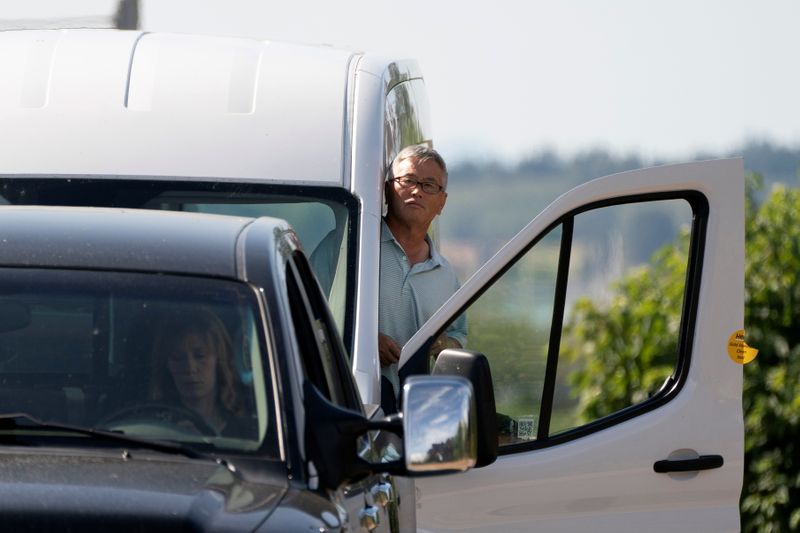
98;403;218;437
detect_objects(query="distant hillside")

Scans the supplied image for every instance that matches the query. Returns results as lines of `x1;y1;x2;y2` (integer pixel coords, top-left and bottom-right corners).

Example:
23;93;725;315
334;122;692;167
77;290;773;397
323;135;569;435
440;141;800;278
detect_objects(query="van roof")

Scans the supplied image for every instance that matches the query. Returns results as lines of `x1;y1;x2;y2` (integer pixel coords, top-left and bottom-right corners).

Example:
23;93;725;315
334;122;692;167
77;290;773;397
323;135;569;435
0;29;355;184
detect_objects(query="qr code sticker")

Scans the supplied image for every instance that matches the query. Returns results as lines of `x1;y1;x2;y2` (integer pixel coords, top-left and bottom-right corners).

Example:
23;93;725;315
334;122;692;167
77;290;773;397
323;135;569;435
517;416;537;440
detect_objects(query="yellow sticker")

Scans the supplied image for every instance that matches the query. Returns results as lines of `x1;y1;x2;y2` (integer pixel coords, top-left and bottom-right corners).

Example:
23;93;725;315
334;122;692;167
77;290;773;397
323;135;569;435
727;329;758;364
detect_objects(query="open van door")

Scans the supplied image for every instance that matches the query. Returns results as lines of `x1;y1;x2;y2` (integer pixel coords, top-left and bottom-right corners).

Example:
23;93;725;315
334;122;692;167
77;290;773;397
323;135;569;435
399;159;744;532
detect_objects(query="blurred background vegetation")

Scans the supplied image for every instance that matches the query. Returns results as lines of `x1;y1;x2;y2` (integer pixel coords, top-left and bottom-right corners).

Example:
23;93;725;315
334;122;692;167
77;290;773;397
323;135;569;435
441;141;799;278
441;141;799;532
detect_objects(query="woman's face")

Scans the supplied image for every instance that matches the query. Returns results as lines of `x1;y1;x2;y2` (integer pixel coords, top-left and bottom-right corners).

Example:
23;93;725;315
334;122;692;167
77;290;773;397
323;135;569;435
166;332;218;404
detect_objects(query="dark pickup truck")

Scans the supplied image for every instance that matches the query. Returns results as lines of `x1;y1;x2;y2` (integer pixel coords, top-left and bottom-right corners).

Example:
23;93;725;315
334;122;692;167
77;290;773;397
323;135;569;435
0;206;492;532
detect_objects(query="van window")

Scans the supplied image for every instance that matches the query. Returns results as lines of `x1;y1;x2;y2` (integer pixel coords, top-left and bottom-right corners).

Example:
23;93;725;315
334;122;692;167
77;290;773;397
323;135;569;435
0;178;358;353
422;197;696;449
384;78;433;167
185;199;351;332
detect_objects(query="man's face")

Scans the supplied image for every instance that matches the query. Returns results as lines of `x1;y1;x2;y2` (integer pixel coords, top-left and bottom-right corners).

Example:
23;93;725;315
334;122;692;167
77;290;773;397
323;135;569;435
385;157;447;229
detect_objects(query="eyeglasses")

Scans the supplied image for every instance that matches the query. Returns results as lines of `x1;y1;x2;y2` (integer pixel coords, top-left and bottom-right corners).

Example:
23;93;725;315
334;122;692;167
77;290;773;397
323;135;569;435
391;176;445;195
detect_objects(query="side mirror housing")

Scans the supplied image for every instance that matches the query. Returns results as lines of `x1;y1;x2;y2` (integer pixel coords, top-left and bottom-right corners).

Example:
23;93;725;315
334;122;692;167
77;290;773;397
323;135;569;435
432;349;498;467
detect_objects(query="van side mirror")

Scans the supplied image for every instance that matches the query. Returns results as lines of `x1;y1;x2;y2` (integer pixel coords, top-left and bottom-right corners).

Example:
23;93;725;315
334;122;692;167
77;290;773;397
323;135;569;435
432;349;498;467
303;375;478;490
402;376;477;473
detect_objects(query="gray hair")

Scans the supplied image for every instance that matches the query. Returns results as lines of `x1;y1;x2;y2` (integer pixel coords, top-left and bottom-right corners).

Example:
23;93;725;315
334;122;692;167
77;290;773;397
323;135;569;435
387;144;448;189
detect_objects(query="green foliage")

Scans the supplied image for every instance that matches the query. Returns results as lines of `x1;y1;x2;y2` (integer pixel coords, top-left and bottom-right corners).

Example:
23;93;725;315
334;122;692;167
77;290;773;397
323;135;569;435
561;232;688;422
466;287;550;418
740;177;800;533
458;234;560;421
560;172;800;531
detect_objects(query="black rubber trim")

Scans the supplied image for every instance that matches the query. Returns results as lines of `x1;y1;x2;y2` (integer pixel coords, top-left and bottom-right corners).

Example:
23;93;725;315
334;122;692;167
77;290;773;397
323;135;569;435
654;454;723;473
537;218;573;440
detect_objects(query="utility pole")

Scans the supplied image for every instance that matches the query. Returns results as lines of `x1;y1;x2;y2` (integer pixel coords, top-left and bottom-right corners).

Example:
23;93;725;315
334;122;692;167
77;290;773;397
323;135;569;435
114;0;139;30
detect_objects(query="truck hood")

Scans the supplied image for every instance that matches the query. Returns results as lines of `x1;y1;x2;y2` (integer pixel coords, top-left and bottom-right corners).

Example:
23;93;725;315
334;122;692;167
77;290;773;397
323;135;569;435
0;448;288;531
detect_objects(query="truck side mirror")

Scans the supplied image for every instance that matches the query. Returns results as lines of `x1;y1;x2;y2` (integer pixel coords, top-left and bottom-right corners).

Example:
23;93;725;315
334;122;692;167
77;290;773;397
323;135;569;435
432;349;498;467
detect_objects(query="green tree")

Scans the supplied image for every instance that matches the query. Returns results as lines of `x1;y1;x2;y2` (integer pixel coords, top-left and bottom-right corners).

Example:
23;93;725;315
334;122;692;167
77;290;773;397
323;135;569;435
562;235;688;422
740;177;800;532
562;173;800;531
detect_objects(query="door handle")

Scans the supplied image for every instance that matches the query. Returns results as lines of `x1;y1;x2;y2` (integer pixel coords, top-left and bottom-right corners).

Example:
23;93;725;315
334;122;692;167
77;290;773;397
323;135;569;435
654;454;723;473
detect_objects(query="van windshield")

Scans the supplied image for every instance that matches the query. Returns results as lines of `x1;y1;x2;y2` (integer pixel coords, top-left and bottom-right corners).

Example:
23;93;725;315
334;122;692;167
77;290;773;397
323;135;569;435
0;178;357;351
0;268;278;456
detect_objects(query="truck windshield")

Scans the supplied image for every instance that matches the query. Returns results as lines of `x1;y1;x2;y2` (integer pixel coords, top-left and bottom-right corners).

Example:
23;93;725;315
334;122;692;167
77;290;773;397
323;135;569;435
0;268;278;456
0;178;357;352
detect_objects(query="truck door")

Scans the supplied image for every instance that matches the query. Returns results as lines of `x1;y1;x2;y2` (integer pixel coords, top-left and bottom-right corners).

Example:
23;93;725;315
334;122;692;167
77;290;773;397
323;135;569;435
399;159;745;532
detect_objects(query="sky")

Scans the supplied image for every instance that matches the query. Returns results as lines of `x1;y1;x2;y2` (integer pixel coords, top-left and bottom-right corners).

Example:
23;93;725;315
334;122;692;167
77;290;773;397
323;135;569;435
2;0;798;164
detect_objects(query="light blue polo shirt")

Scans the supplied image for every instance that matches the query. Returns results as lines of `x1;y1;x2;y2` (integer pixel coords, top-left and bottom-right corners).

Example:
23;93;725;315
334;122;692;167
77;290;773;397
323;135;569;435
379;220;467;388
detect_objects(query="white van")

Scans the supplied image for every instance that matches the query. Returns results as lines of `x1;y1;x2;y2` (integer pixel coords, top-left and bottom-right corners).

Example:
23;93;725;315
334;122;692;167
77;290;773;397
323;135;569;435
0;29;744;532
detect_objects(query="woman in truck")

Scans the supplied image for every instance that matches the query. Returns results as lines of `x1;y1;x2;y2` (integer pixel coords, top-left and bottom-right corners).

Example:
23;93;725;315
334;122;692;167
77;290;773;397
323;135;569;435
150;307;251;437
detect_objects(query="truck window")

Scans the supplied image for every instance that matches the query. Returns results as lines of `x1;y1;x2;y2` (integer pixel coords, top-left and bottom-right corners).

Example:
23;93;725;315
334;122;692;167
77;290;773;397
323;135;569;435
0;268;277;455
286;253;361;411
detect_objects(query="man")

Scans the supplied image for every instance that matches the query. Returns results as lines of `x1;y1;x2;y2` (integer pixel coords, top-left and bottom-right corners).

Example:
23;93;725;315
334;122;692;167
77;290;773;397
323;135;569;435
379;144;466;396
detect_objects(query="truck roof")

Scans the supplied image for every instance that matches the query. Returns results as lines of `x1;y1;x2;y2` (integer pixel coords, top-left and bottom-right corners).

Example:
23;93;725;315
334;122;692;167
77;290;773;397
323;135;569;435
0;29;355;184
0;205;284;277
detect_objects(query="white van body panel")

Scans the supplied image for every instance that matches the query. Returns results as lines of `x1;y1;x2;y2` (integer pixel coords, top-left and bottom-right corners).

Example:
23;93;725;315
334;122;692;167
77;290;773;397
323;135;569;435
347;53;430;405
0;29;350;184
405;159;744;532
347;53;384;404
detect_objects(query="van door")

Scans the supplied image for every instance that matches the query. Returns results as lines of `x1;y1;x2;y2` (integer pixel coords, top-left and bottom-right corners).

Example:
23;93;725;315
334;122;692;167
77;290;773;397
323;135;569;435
399;159;744;532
